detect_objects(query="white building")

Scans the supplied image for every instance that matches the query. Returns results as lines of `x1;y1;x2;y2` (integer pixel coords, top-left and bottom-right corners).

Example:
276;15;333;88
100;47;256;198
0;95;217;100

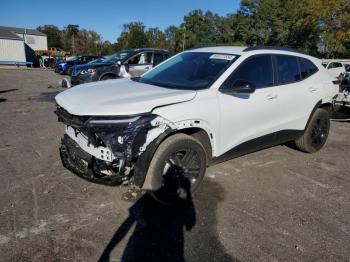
0;28;26;64
0;26;47;66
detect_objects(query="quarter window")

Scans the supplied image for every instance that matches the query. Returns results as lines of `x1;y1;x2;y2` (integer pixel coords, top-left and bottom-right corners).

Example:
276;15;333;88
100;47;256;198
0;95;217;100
299;58;318;79
276;55;301;84
222;55;273;89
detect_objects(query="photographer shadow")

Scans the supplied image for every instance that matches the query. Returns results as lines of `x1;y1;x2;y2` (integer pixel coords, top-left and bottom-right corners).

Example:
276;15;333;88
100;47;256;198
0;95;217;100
98;167;236;262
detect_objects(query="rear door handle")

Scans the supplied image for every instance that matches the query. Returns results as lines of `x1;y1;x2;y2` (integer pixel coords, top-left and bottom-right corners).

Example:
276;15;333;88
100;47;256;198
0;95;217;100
309;86;318;92
266;93;278;100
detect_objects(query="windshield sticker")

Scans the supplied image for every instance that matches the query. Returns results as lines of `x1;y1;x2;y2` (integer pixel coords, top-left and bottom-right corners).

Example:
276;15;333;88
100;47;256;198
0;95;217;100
210;54;235;61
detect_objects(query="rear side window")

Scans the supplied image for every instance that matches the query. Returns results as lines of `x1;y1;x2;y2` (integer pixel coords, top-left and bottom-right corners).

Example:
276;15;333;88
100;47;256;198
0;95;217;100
223;55;273;89
299;58;318;79
276;55;301;85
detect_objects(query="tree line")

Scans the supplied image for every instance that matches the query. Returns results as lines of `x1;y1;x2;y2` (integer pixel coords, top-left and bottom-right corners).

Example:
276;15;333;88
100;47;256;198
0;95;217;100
38;0;350;58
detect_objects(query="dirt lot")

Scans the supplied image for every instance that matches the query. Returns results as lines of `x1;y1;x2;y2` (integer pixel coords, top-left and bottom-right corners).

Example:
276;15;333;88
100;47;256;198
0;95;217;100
0;69;349;262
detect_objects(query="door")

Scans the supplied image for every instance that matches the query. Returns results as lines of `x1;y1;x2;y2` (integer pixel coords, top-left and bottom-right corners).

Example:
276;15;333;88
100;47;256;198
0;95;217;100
217;55;281;155
127;52;153;77
273;55;321;131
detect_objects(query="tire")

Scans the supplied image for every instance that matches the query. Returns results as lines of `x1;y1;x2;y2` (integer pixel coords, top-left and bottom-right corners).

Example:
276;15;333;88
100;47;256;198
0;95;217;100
294;108;330;153
101;75;115;81
146;133;207;203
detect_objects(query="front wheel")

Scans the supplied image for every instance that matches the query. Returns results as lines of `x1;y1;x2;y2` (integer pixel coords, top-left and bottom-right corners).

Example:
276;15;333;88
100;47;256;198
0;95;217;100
294;108;330;153
146;134;207;203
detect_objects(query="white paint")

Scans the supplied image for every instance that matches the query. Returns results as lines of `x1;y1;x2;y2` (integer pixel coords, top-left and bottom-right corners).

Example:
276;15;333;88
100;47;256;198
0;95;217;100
16;33;47;51
0;38;26;62
55;78;197;116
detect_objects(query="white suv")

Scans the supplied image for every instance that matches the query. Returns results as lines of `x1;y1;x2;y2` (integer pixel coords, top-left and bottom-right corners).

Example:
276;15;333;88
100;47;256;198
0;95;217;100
55;46;339;198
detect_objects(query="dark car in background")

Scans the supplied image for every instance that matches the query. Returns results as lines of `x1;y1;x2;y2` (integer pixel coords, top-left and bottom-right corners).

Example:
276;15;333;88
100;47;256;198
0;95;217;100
70;48;172;86
54;55;102;75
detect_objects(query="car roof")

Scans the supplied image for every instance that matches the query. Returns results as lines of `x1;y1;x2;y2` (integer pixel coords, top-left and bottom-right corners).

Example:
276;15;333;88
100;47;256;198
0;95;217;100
188;46;247;55
122;48;171;53
187;46;316;59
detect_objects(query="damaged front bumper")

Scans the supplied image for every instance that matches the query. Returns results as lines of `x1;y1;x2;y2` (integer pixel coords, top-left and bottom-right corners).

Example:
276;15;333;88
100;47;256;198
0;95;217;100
55;106;173;187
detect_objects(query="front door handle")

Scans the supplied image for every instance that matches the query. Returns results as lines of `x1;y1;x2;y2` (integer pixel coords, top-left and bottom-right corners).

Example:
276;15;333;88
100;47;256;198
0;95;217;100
266;93;278;100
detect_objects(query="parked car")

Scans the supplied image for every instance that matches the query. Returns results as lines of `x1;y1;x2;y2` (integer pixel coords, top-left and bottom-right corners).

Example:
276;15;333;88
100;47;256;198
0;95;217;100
333;72;350;114
70;49;172;86
55;55;102;75
55;46;339;201
322;61;346;77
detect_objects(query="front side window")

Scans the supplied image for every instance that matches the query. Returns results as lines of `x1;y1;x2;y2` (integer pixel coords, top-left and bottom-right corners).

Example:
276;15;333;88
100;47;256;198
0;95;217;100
299;58;318;80
128;52;152;65
276;55;301;85
139;52;236;90
222;55;273;89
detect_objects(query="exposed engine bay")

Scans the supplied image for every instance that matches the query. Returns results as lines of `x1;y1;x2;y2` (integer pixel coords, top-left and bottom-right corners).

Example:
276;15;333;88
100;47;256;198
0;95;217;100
56;106;176;187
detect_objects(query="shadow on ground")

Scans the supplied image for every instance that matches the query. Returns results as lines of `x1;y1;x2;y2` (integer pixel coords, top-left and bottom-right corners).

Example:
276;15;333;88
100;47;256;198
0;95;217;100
98;177;237;262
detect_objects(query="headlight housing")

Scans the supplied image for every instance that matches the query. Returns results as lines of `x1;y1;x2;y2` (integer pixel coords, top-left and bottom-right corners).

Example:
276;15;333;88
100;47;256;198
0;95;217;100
85;114;156;128
80;68;96;75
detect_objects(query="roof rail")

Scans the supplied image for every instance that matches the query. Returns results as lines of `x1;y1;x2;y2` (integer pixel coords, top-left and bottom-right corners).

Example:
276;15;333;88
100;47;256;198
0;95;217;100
243;46;307;55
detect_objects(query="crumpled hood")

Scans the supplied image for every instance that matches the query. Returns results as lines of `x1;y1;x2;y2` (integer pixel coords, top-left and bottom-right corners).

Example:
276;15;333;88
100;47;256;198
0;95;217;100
55;78;197;116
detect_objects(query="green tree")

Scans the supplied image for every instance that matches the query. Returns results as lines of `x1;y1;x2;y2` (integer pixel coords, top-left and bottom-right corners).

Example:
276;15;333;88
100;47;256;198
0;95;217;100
307;0;350;58
36;25;63;48
146;27;169;49
165;25;184;51
115;22;149;50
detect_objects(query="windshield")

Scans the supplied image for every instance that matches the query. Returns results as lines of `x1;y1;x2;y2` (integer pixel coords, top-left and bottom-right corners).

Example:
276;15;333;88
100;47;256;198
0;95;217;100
87;57;106;64
139;52;237;90
104;51;132;63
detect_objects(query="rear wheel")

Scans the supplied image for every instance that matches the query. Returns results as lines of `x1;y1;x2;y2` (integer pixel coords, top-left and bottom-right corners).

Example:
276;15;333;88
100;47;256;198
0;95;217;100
295;108;330;153
146;134;206;203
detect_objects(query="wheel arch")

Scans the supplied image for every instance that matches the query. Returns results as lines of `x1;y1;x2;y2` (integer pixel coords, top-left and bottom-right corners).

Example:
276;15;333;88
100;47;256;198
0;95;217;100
134;126;213;189
304;100;333;130
99;72;118;80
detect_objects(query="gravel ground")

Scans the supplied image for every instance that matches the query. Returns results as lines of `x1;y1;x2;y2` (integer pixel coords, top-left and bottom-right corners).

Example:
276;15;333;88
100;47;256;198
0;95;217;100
0;69;349;262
